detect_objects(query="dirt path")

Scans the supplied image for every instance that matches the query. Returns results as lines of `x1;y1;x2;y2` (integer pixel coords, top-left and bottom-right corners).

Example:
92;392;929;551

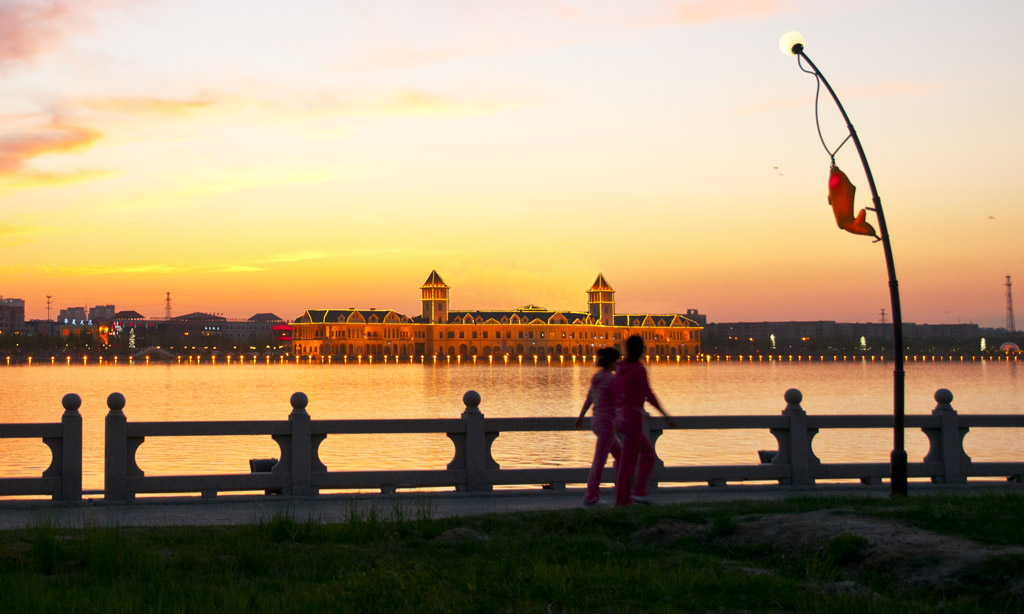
634;509;1024;602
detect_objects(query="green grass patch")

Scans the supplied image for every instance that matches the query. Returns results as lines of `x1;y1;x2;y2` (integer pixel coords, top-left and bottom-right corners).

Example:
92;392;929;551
824;533;868;566
1;492;1022;612
710;512;738;537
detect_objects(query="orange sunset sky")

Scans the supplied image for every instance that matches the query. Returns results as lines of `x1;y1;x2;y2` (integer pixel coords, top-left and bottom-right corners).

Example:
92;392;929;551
1;0;1020;327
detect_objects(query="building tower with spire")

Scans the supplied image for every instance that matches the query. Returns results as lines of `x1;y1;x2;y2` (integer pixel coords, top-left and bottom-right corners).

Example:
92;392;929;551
587;273;615;326
421;270;450;324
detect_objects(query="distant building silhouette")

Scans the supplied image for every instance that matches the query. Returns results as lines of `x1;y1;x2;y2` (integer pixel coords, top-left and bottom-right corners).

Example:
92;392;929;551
0;298;26;336
57;306;88;324
101;311;287;349
701;320;1024;355
88;305;116;322
292;271;704;360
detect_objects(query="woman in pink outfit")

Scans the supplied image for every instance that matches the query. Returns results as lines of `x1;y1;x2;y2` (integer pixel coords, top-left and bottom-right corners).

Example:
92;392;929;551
614;335;674;506
575;347;622;506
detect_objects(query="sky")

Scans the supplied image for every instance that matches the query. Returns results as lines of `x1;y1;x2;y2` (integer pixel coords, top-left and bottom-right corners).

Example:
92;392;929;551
1;0;1020;327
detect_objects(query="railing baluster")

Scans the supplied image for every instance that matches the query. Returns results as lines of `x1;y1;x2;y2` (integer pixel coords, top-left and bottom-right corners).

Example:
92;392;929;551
771;389;820;486
104;392;129;501
923;388;970;483
60;393;83;501
461;391;491;492
288;392;313;496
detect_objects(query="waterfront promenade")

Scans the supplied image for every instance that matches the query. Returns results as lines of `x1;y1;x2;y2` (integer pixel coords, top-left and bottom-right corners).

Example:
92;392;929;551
3;482;1021;531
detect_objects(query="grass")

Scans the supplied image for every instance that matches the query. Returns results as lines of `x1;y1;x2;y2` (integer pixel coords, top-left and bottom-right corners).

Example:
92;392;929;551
1;492;1022;613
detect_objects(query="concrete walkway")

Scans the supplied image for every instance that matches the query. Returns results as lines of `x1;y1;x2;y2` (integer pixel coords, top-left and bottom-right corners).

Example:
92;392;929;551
3;483;1018;530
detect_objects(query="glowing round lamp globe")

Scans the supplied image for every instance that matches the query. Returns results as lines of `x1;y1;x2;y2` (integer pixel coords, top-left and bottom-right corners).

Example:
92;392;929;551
779;31;805;56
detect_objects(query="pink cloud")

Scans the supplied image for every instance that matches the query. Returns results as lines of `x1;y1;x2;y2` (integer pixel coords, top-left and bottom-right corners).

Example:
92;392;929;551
0;0;129;70
0;1;79;68
0;114;100;175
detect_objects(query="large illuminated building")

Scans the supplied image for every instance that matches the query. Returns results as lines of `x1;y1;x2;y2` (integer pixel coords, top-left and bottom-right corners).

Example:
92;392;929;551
292;271;703;361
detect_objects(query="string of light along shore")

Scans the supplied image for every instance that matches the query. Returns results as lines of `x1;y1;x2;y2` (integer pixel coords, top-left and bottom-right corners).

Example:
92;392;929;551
3;352;1020;368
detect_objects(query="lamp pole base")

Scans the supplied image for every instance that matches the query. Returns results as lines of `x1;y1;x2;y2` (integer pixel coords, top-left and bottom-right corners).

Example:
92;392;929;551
890;449;908;496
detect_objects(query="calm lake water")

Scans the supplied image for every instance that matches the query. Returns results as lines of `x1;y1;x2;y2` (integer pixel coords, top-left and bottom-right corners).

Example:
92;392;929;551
1;360;1021;492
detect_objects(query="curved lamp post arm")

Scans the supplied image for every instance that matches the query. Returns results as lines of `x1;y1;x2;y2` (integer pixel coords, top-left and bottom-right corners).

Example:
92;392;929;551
783;34;907;495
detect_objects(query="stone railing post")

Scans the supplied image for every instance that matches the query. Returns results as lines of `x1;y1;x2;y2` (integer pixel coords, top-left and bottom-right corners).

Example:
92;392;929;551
922;388;970;483
104;392;128;501
60;393;82;501
461;390;492;492
642;417;666;490
289;392;313;496
770;388;819;485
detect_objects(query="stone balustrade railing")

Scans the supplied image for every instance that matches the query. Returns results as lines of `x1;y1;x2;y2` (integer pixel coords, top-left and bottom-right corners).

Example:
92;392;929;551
2;389;1022;501
0;394;82;500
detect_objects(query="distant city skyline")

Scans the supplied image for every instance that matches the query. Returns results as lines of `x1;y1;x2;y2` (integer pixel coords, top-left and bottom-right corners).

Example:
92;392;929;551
15;282;1011;329
1;1;1020;327
6;266;1018;328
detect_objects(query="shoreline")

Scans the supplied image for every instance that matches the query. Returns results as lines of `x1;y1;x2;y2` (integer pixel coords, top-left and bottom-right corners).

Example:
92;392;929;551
1;352;1021;367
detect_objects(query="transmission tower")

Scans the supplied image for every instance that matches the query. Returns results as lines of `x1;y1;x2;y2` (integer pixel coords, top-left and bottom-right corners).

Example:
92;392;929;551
1007;275;1016;332
165;292;173;319
46;295;52;321
879;308;887;324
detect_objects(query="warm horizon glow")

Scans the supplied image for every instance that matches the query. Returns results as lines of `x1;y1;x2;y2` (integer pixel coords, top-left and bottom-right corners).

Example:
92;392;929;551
1;1;1020;327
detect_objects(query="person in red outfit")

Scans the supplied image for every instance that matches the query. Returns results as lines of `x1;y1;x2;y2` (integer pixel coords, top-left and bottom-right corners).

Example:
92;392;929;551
575;347;622;506
614;335;674;506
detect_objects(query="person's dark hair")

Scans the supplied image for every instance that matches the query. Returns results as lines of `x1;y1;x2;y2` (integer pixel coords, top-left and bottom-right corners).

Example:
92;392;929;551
625;335;645;361
596;347;620;369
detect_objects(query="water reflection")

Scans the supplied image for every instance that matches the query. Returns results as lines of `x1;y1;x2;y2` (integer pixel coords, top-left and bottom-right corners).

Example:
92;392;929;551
1;362;1021;491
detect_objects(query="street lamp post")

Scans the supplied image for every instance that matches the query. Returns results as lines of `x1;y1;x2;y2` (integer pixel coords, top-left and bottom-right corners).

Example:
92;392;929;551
780;31;907;496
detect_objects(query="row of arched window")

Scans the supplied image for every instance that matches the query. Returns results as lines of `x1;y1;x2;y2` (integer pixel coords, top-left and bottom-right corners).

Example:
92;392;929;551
296;342;695;360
